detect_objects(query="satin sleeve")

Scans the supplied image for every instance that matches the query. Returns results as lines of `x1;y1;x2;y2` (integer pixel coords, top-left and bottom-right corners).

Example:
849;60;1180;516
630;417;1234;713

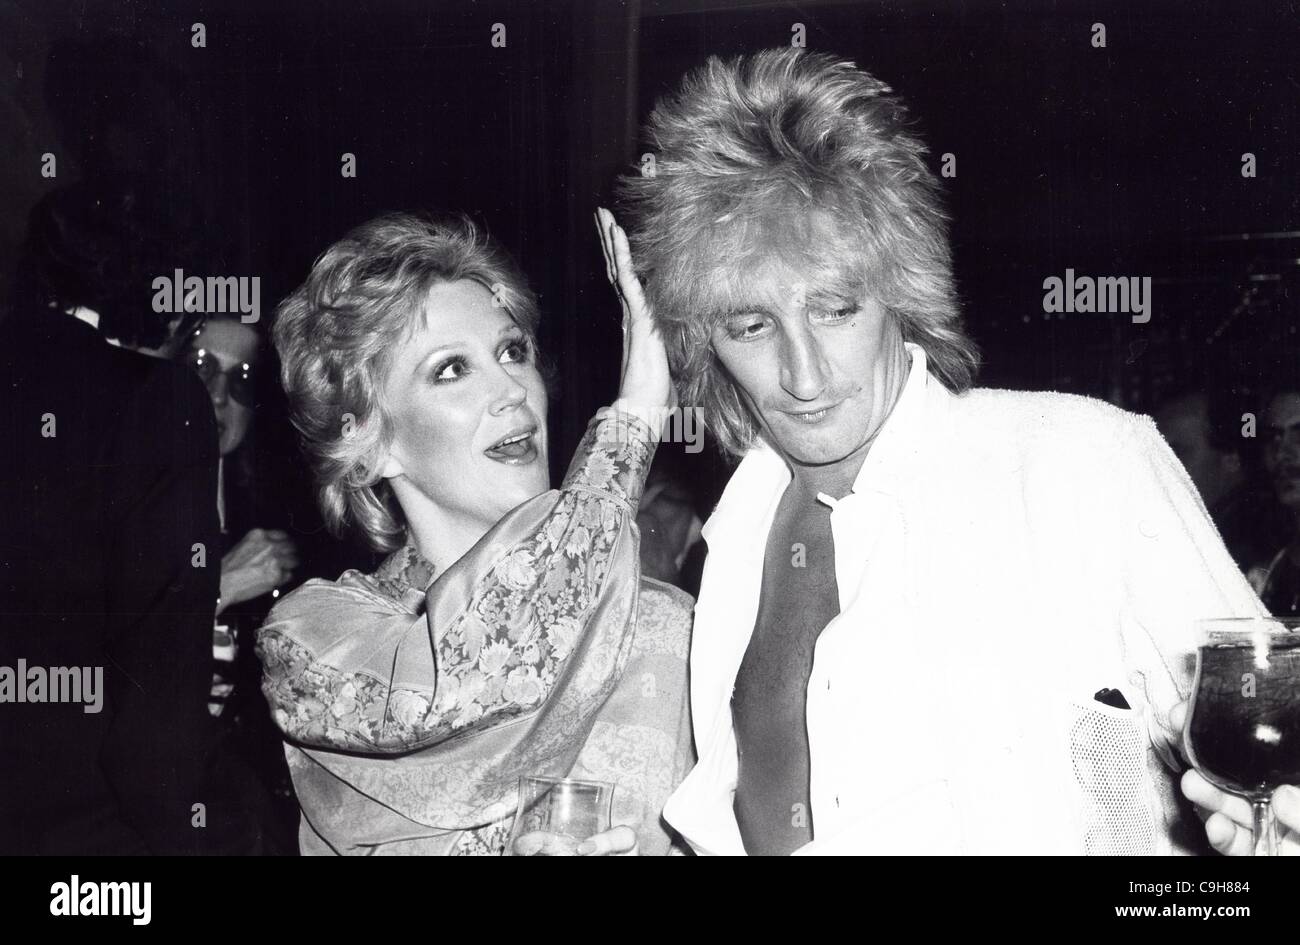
257;408;656;753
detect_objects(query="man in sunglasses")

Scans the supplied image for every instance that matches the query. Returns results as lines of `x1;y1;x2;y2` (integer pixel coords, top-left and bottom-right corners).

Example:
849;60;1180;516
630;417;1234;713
180;315;299;621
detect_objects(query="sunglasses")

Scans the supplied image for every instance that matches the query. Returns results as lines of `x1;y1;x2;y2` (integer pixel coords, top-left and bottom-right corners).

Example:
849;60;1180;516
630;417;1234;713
185;346;257;407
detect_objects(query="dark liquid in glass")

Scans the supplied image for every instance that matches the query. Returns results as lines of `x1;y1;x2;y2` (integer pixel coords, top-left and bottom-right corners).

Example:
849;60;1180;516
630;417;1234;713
1186;640;1300;797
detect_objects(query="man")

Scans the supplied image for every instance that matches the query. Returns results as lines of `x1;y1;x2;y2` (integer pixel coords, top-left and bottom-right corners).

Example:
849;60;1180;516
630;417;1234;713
618;48;1298;854
1154;388;1284;571
1247;382;1300;616
0;184;263;853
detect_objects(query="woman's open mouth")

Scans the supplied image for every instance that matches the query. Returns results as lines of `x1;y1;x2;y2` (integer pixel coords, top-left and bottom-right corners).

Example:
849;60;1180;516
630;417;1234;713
484;429;539;465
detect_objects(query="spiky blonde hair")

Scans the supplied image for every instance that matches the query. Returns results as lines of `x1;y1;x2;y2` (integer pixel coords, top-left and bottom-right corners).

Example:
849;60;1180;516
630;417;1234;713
618;48;979;458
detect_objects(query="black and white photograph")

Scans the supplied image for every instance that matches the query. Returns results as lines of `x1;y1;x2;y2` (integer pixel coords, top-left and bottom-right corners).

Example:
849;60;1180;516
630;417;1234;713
0;0;1298;915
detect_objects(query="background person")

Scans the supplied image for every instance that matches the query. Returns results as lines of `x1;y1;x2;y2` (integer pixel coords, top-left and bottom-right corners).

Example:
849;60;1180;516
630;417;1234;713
176;313;302;851
1154;387;1284;572
0;183;264;854
1247;381;1300;616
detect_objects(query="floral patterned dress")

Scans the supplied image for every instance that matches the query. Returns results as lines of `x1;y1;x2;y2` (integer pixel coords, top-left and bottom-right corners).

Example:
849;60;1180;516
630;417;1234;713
256;409;695;854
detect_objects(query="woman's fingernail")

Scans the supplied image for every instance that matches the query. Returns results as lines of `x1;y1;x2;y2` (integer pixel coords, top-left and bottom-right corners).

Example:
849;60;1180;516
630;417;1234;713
575;840;596;856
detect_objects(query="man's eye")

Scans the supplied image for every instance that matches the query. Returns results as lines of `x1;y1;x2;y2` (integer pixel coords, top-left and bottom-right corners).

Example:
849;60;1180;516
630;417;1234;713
433;357;467;383
815;303;860;322
725;316;769;340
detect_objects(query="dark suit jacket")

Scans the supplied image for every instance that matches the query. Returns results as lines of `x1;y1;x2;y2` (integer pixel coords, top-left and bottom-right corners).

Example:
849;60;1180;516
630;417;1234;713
0;307;261;853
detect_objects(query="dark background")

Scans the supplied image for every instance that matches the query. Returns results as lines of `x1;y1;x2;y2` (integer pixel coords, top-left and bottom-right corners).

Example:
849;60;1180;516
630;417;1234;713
2;0;1297;577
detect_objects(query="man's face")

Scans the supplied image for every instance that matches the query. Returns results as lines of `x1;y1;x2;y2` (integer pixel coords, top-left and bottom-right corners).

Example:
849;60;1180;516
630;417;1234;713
708;261;910;469
1154;395;1235;507
1262;392;1300;511
184;319;261;457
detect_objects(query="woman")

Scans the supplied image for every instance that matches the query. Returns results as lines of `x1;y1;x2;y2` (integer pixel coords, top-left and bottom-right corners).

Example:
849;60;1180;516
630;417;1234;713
259;208;693;854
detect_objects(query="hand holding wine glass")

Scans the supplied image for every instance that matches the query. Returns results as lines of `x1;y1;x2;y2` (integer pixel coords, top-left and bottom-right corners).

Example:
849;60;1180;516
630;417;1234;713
1180;765;1300;856
1176;617;1300;855
1178;692;1300;856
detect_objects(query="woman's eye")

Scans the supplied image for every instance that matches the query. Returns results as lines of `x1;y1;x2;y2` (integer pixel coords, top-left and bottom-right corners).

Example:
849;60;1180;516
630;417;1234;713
433;357;467;383
500;339;530;364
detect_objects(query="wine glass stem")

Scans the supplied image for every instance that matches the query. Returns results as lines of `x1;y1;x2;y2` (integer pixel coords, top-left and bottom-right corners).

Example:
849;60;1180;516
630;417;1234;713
1251;799;1278;856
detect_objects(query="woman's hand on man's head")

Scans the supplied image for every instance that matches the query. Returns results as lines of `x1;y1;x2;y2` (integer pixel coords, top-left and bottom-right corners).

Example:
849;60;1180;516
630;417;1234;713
596;207;676;420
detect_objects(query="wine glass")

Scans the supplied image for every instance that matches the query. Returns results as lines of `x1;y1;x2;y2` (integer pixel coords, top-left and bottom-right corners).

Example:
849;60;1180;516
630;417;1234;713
1184;617;1300;855
506;776;614;857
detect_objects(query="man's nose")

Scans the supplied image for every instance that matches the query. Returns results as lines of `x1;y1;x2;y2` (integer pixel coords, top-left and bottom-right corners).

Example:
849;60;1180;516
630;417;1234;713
779;323;829;402
208;372;229;406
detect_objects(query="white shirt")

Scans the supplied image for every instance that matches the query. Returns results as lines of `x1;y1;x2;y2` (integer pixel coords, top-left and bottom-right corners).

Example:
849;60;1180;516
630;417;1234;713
664;344;1267;855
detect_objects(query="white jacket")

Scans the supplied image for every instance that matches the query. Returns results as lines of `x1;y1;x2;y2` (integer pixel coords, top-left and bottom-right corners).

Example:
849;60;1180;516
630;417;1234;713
664;344;1267;855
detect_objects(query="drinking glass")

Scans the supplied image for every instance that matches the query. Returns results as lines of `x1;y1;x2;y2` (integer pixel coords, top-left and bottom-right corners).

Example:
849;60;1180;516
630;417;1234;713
506;776;614;857
1184;617;1300;855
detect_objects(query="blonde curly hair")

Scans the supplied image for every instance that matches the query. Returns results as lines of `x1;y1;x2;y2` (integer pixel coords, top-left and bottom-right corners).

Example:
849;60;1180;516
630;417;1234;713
273;212;541;551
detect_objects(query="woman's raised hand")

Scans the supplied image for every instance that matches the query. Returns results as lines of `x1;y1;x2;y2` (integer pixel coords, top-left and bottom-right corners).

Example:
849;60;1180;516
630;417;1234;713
595;207;676;418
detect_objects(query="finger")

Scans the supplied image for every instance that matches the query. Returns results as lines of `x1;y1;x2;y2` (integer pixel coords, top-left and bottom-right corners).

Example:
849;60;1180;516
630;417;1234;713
1273;785;1300;834
1181;769;1254;827
248;545;278;567
602;210;630;301
595;210;613;284
1169;701;1186;740
610;222;648;314
1205;812;1255;856
1166;701;1190;765
510;830;581;857
575;824;637;856
595;209;616;286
